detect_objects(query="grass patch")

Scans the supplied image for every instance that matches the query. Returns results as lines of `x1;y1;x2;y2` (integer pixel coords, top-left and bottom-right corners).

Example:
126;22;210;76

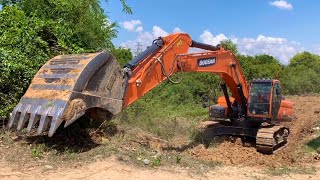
303;119;320;153
266;166;316;176
305;137;320;152
31;144;46;158
116;101;208;140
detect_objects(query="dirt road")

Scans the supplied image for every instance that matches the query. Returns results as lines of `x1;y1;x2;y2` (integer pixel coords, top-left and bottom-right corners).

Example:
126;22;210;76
0;156;319;180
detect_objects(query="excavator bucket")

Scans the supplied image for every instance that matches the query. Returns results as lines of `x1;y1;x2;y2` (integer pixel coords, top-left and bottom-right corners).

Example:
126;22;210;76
8;52;125;137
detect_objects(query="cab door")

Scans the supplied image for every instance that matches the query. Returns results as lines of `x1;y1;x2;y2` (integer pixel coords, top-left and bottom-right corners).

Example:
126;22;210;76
271;82;281;119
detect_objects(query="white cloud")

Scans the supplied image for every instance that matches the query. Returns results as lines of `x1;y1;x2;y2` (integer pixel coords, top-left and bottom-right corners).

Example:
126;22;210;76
121;20;143;32
120;26;183;56
237;35;303;64
173;27;183;33
152;26;168;37
136;26;143;32
120;25;303;64
269;0;293;10
199;30;303;64
200;30;228;45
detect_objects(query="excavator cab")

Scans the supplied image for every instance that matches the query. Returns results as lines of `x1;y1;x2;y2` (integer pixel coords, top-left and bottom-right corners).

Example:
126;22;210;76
247;79;293;122
248;80;272;116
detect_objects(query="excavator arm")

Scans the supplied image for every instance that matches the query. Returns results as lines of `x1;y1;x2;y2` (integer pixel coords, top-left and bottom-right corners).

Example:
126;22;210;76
123;33;248;117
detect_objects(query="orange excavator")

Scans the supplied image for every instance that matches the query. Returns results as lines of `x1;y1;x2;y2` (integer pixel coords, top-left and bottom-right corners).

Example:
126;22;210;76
8;33;293;153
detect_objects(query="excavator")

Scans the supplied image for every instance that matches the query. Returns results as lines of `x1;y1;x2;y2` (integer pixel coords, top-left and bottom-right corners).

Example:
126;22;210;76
7;33;293;154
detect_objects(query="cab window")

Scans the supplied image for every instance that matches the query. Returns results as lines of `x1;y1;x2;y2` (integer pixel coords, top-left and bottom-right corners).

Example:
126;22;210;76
249;82;272;115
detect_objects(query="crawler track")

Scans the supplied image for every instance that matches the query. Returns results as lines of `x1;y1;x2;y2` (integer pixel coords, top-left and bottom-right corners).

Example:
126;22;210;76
256;125;290;154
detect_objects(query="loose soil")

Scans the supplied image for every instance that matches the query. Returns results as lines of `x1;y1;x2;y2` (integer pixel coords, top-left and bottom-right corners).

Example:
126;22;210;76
0;95;319;179
185;96;320;167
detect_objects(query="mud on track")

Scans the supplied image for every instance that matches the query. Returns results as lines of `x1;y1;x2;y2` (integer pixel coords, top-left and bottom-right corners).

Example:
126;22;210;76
185;96;320;167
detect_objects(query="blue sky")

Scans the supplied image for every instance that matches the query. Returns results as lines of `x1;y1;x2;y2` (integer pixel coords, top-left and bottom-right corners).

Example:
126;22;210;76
0;1;318;63
102;0;320;64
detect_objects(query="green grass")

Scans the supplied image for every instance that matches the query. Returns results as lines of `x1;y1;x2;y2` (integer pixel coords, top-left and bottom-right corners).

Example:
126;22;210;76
31;144;45;158
303;119;320;153
116;100;208;140
305;137;320;152
266;166;316;176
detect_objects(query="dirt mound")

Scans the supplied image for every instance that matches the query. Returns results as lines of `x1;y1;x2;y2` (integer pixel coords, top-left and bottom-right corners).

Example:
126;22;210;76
185;96;320;167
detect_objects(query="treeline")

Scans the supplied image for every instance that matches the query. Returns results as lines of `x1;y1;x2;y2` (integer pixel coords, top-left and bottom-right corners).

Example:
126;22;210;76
239;52;320;95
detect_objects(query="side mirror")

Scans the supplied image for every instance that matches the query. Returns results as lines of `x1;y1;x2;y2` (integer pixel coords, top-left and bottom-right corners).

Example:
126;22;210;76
202;95;209;108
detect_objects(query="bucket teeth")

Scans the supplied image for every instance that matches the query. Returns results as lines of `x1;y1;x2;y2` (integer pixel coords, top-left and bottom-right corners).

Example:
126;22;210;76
8;104;22;128
48;118;63;137
26;107;40;132
8;98;67;136
26;114;40;133
17;105;31;130
37;107;52;135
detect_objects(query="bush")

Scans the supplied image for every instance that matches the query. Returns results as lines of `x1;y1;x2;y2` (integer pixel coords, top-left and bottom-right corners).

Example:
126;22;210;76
0;1;117;121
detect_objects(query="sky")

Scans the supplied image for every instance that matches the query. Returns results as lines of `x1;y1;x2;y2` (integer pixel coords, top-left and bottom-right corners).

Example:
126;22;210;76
102;0;320;64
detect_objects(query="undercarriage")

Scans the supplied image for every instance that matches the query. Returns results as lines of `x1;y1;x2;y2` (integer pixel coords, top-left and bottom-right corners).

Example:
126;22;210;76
196;120;290;154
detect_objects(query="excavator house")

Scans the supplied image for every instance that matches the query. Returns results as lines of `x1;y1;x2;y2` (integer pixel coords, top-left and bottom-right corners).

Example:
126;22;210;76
8;33;293;154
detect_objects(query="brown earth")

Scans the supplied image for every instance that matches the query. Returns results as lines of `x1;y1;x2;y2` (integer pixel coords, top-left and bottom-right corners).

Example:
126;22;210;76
0;156;319;180
185;95;320;167
0;95;319;179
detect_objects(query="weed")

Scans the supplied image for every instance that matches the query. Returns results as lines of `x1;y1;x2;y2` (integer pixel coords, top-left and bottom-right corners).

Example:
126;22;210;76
152;156;161;167
266;166;316;176
31;144;46;158
304;137;320;152
176;155;181;164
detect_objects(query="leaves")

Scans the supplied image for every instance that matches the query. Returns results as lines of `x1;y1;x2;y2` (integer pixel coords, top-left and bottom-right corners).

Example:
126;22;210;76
0;1;127;120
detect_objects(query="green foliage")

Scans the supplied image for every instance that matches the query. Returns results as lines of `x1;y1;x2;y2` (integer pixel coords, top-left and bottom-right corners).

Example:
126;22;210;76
304;136;320;153
176;155;182;164
152;156;162;167
31;144;46;158
0;6;50;119
220;39;238;55
19;0;117;53
111;47;133;66
280;52;320;94
238;54;283;81
0;1;125;120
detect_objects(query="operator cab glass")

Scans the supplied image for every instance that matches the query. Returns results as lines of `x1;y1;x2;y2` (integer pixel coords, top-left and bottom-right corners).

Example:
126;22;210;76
249;82;272;115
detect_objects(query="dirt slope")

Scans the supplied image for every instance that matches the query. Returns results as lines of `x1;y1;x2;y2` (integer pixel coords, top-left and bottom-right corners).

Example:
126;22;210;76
187;96;320;167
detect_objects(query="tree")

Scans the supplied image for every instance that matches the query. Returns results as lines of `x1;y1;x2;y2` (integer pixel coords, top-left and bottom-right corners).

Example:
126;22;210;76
110;47;133;66
0;6;50;119
238;54;283;81
220;39;238;55
280;52;320;94
0;0;131;120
